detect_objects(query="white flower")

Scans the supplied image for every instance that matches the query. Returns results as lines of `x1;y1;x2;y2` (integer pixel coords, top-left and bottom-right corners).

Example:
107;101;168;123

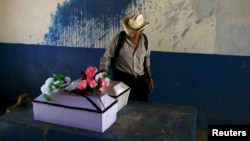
105;77;110;85
64;76;71;84
41;84;51;95
45;77;54;85
95;72;104;81
41;77;54;95
53;80;60;85
65;78;80;91
41;74;72;98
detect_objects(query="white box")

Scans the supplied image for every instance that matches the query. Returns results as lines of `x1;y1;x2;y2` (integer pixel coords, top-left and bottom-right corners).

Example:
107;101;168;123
103;81;131;111
33;91;117;133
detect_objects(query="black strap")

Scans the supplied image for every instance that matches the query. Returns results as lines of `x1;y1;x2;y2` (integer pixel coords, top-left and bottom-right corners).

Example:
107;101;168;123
34;94;117;113
115;31;127;58
142;33;148;50
111;31;126;69
79;94;102;112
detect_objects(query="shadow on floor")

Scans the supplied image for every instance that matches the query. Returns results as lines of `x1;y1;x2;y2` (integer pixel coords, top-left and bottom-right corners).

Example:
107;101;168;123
0;95;16;116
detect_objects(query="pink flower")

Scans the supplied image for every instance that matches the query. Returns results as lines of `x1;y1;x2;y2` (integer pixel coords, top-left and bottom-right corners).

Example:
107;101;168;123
74;66;110;95
85;66;98;79
77;80;87;90
99;77;108;92
87;78;98;88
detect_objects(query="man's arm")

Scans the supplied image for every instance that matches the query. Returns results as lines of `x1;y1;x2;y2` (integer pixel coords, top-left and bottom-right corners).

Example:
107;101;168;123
145;65;154;93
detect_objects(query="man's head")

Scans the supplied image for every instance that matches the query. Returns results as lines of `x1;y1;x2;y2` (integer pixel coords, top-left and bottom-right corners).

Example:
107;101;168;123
127;30;144;40
122;13;149;35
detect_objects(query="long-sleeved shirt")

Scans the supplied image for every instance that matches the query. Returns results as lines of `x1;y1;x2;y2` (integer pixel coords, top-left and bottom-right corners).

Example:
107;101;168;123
100;33;151;76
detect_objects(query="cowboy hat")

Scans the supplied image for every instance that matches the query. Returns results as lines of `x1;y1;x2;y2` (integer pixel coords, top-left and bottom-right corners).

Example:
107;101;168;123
122;13;149;35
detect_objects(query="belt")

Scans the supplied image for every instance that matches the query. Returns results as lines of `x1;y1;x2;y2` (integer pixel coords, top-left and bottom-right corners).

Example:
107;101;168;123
113;69;145;79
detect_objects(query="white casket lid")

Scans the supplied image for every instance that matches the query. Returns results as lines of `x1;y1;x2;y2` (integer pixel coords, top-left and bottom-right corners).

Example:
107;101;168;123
33;91;117;113
103;81;130;97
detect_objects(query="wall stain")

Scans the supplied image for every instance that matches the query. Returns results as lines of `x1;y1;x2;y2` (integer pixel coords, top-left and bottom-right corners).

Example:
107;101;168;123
42;0;217;54
181;27;190;38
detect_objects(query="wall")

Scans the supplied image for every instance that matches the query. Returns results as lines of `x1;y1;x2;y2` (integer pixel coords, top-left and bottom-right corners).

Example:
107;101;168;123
1;0;250;55
1;0;250;130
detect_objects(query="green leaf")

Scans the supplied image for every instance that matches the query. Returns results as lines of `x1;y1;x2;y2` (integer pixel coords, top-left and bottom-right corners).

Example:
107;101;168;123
53;73;65;81
93;88;99;95
42;94;51;101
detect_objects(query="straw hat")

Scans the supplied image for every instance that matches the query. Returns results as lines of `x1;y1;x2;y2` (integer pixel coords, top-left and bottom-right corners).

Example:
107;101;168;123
122;13;149;35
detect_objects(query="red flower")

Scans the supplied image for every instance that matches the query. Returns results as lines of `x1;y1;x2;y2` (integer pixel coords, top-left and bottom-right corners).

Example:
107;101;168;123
87;78;98;88
98;77;108;92
77;79;87;90
76;66;110;95
85;66;98;79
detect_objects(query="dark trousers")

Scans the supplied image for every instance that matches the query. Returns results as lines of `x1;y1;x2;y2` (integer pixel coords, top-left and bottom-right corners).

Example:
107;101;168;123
113;69;149;101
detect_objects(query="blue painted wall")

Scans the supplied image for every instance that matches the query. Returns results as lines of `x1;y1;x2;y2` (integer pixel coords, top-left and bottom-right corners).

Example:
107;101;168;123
1;43;250;129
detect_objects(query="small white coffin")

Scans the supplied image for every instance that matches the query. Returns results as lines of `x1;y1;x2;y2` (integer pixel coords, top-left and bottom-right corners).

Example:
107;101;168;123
103;81;131;111
33;91;117;133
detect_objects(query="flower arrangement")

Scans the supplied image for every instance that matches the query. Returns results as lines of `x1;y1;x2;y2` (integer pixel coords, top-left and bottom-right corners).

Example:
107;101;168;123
74;66;110;95
40;73;71;101
40;66;109;101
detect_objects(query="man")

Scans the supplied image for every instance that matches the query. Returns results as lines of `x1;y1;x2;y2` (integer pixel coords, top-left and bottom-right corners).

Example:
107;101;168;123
100;13;154;101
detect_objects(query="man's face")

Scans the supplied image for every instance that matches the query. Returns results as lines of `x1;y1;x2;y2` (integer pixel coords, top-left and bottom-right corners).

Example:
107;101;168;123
128;30;143;39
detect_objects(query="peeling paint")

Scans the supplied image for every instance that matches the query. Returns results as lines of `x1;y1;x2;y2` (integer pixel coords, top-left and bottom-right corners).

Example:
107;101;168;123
42;0;216;54
43;0;132;48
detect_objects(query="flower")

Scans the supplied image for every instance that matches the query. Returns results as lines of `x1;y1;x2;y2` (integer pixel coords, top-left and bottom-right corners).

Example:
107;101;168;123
75;66;110;95
78;79;87;90
41;74;71;101
85;66;98;79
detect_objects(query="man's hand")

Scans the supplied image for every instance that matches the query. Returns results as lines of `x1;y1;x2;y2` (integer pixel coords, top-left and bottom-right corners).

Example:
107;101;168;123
148;78;154;93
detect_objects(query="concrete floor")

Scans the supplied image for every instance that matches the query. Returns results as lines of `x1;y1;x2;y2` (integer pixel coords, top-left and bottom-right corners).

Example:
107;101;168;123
195;130;207;141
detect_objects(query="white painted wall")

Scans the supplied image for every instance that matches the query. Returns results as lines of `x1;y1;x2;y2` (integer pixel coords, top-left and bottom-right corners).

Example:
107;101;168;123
0;0;250;56
0;0;67;44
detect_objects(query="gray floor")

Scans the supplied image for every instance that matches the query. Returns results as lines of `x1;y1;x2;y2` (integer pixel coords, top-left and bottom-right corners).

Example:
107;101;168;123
195;130;207;141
